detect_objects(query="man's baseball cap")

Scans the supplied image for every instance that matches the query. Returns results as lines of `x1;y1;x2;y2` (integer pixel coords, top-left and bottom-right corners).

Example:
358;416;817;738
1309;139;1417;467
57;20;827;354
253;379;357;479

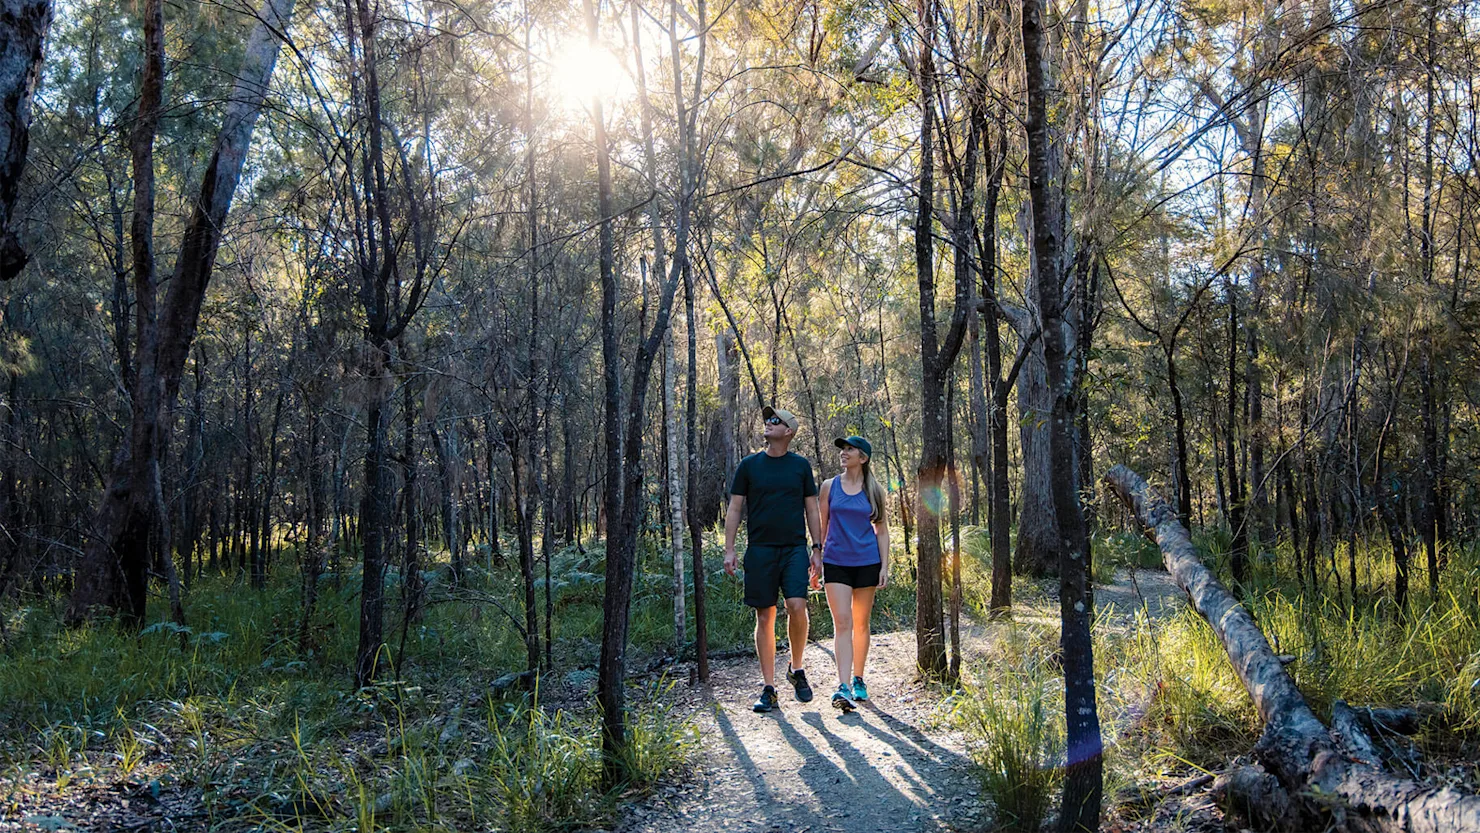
834;435;873;458
761;405;798;430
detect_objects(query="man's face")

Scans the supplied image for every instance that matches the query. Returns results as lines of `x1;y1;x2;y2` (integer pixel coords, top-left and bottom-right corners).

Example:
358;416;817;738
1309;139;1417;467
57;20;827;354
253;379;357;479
763;415;793;441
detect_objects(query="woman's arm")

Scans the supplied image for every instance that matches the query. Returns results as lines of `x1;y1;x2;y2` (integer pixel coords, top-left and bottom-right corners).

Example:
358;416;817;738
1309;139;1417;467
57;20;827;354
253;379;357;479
818;477;833;542
874;517;890;588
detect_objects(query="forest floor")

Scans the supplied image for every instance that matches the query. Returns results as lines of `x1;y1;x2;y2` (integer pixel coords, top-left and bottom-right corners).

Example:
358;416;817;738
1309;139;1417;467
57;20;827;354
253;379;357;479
0;567;1234;833
614;568;1206;833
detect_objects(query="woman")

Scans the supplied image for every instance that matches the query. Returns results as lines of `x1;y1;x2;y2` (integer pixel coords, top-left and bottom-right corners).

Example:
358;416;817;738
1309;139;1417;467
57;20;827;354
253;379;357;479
818;434;890;712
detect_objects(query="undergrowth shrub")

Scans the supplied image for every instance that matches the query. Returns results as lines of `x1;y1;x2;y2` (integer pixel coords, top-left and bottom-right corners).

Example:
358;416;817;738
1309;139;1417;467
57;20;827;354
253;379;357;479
952;626;1064;832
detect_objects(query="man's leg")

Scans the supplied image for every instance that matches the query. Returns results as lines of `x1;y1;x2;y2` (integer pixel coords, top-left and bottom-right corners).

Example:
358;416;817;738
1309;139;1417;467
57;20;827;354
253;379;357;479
851;586;877;678
784;596;809;671
755;605;777;686
825;582;854;686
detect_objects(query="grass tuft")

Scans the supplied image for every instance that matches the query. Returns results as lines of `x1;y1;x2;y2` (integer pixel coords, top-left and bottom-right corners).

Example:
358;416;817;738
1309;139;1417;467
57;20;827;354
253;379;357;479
953;655;1064;832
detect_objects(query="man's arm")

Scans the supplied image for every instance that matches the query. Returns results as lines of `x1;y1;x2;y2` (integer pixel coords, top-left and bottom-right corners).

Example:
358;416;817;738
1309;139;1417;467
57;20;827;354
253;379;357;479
723;495;745;576
804;495;823;581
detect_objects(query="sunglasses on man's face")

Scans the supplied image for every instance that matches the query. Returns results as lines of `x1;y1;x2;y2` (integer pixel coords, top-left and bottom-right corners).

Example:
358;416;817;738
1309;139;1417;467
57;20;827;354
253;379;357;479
764;417;784;426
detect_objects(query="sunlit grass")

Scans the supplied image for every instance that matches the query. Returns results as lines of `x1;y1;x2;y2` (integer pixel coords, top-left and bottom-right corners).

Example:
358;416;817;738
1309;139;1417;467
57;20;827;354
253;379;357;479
950;529;1480;825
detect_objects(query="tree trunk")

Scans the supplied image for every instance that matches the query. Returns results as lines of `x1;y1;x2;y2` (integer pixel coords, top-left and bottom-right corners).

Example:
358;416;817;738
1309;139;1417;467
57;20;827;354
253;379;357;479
1023;0;1102;824
1226;285;1249;586
299;402;324;656
911;0;970;679
256;391;284;588
511;434;541;671
401;379;422;624
431;422;463;584
1015;337;1058;576
1106;465;1480;833
357;369;392;687
973;119;1011;614
685;262;708;682
0;0;52;280
596;0;701;782
1168;344;1193;524
66;0;297;626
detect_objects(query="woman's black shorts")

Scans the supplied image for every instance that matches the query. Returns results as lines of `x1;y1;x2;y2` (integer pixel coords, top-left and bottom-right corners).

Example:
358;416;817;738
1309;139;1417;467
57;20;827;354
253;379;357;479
822;562;881;588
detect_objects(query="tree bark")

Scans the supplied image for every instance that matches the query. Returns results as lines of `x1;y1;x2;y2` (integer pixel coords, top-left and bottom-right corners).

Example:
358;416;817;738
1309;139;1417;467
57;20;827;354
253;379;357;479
1023;0;1102;824
1105;465;1480;833
910;0;972;679
596;0;702;783
685;262;708;682
0;0;52;280
431;422;463;584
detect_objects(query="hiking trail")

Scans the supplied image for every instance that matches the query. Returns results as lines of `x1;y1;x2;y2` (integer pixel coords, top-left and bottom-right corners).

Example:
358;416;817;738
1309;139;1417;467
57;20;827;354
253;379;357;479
617;568;1186;833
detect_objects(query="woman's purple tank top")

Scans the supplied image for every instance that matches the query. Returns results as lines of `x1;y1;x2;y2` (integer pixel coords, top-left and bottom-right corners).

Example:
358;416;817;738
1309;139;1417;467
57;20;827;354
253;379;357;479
823;481;880;566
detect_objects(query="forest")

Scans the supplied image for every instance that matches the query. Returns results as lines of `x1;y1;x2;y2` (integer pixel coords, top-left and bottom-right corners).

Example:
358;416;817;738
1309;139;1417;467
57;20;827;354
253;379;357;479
1;0;1479;829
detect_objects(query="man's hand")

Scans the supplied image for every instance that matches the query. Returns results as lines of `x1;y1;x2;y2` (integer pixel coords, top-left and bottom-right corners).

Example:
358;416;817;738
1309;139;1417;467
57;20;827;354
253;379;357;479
809;553;823;588
723;550;739;577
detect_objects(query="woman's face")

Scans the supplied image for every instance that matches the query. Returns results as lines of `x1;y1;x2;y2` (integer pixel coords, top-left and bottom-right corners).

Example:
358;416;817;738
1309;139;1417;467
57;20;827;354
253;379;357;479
839;445;868;467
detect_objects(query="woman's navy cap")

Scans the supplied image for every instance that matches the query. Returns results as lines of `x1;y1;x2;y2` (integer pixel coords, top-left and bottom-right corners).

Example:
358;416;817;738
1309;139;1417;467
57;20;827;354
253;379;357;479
834;435;873;458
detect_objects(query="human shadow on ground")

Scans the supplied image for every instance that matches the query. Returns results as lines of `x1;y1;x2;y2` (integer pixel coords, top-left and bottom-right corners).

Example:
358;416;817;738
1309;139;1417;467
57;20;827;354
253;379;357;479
713;706;829;831
863;701;969;763
800;709;941;807
770;706;924;822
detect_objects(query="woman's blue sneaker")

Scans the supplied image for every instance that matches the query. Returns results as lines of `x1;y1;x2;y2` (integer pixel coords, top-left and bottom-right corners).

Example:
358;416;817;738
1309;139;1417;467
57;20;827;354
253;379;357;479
852;675;868;701
832;684;857;713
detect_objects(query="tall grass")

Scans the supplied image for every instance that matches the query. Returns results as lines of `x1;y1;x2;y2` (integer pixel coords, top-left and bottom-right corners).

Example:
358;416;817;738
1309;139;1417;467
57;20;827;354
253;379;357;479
952;644;1064;831
951;529;1480;827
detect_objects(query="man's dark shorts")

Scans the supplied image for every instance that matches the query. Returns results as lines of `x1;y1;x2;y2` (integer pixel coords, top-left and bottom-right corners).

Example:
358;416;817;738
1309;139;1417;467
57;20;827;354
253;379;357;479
744;544;810;608
823;562;881;588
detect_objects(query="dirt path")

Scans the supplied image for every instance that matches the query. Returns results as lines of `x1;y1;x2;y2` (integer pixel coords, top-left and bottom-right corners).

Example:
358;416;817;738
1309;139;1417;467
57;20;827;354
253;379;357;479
621;569;1189;833
619;631;988;833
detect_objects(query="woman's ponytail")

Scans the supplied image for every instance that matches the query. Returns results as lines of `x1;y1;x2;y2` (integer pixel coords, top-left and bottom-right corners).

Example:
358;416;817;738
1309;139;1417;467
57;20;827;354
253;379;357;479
861;460;888;525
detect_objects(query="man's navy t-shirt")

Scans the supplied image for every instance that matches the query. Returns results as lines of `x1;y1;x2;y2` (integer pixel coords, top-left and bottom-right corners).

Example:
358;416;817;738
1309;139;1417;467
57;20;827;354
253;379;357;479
729;451;818;546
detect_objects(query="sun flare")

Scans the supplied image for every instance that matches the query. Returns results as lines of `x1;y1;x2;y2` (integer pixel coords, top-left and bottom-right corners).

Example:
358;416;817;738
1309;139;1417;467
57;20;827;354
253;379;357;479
549;38;630;115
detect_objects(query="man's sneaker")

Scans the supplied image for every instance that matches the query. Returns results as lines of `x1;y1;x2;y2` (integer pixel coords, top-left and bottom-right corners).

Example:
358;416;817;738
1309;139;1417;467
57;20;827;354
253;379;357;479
752;685;779;713
852;675;869;702
832;684;857;713
786;667;814;702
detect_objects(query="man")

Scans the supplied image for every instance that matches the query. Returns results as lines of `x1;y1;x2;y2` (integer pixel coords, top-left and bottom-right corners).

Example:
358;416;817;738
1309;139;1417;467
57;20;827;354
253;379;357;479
724;405;824;712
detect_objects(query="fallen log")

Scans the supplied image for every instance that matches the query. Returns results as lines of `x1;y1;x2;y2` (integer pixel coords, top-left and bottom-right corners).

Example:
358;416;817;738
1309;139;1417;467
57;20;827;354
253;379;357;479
1104;464;1480;833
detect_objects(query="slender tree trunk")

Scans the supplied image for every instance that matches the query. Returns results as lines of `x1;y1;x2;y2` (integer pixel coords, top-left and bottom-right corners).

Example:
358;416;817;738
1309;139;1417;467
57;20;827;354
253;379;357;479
484;415;503;567
1023;0;1102;823
401;379;422;624
432;423;463;584
597;0;701;781
256;391;284;588
299;404;324;655
1168;345;1193;524
512;437;541;670
357;364;392;686
911;0;974;678
685;263;708;681
1226;285;1249;586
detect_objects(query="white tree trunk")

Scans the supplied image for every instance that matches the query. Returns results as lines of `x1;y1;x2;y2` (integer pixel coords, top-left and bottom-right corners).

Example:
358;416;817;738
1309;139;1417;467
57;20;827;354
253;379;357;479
1105;464;1480;833
665;329;685;647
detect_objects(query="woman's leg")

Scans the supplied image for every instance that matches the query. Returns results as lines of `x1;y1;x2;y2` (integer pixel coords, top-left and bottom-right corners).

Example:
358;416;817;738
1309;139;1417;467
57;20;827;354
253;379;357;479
851;586;878;678
825;582;855;687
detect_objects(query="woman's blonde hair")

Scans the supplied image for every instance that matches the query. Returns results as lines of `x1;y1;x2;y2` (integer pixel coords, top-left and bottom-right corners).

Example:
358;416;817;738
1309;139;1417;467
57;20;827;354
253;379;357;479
862;458;888;525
